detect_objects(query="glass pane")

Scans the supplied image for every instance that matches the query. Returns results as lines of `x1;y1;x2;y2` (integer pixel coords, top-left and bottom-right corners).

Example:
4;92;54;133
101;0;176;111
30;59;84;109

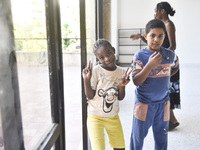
11;0;52;149
60;0;82;149
60;0;96;149
0;111;4;150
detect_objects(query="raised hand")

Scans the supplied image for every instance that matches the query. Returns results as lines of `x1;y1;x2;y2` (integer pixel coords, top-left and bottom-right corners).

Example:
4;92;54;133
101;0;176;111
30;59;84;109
119;68;133;87
130;33;142;40
147;52;162;69
82;60;93;80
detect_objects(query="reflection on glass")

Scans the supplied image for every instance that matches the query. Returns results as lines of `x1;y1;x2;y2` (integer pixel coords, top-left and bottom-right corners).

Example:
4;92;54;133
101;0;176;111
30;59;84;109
60;0;82;149
0;111;4;150
60;0;97;148
11;0;51;149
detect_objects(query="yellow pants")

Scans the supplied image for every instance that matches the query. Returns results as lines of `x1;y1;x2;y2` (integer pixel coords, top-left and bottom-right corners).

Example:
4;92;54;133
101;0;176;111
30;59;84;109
87;113;125;150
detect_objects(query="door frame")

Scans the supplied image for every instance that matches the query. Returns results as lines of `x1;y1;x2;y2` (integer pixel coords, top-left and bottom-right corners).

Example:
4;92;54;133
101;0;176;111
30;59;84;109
34;0;65;149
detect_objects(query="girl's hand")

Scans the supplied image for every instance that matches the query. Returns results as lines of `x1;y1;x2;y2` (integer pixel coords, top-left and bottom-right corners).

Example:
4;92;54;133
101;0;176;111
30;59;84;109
147;52;162;69
119;68;133;87
82;60;92;80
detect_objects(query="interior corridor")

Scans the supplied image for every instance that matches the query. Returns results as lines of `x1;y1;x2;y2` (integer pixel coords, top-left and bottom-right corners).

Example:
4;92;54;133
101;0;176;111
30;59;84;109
18;63;200;150
65;63;200;150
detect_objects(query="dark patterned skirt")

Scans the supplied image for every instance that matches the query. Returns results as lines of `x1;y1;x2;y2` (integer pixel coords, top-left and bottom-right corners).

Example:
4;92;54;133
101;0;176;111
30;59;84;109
169;70;181;109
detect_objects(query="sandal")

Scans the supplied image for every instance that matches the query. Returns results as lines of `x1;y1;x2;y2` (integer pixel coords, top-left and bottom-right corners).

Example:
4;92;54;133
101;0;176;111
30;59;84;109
168;122;180;131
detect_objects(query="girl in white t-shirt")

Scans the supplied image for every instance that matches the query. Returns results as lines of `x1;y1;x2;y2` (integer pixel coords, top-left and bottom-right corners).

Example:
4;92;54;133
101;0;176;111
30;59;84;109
82;39;132;150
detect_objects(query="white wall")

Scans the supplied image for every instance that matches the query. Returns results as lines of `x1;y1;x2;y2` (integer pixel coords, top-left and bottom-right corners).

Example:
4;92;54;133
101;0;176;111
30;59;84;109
111;0;200;64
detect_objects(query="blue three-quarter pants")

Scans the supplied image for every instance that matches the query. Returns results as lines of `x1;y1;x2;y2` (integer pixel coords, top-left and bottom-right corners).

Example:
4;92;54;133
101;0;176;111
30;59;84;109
130;100;170;150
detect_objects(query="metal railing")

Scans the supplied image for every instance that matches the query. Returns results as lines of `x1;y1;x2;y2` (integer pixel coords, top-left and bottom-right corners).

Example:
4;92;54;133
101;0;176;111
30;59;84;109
14;38;80;51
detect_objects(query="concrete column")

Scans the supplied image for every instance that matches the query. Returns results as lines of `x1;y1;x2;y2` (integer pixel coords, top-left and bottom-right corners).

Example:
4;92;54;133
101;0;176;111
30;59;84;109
0;0;25;149
110;0;118;53
103;0;111;41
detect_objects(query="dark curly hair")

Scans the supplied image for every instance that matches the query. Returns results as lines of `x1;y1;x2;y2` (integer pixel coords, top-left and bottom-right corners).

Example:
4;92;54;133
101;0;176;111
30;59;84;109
145;19;166;34
156;2;176;16
93;39;112;54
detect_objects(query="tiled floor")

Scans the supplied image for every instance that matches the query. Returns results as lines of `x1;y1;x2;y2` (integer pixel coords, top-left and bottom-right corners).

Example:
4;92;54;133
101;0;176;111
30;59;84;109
18;66;52;150
117;63;200;150
64;66;82;150
17;65;83;150
17;63;200;150
78;63;200;150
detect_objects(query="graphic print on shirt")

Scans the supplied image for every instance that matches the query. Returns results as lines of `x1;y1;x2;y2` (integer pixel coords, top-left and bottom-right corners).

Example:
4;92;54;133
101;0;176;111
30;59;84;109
148;64;171;78
132;57;171;78
98;87;118;113
132;57;143;69
131;57;143;75
99;73;118;87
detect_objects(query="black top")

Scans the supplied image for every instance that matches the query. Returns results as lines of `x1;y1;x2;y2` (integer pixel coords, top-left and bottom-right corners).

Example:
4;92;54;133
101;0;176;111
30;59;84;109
162;32;170;48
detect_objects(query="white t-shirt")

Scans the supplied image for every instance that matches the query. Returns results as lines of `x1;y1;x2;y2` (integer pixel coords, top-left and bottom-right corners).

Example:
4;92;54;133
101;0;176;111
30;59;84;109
88;65;126;117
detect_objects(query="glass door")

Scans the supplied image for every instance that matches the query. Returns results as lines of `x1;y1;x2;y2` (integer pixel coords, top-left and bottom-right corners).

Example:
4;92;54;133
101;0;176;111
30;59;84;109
0;0;65;149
